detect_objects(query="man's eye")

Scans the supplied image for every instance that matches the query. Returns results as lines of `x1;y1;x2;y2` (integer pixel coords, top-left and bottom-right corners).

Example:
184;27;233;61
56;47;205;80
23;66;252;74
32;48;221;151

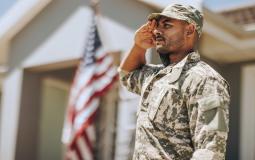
164;24;172;28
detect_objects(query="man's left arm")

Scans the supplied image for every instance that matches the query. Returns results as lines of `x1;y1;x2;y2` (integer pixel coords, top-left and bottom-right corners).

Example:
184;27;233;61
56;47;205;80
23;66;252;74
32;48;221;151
187;77;230;160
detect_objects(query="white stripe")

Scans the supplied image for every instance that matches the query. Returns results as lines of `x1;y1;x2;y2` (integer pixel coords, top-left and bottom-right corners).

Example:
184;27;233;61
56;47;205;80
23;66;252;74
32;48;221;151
70;67;96;103
86;125;96;145
77;136;93;160
95;47;107;58
74;98;99;130
75;86;96;111
62;119;72;144
95;56;113;75
67;150;79;160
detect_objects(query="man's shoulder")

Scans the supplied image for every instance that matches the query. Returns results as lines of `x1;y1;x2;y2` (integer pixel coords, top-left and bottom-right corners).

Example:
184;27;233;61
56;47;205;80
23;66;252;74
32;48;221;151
140;64;164;74
185;61;227;83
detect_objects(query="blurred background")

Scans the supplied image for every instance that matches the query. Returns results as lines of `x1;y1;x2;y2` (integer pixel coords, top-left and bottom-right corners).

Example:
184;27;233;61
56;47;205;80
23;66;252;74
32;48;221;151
0;0;255;160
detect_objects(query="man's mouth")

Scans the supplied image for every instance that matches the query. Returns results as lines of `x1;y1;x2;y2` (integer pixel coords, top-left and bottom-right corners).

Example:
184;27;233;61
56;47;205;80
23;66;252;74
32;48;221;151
155;36;165;45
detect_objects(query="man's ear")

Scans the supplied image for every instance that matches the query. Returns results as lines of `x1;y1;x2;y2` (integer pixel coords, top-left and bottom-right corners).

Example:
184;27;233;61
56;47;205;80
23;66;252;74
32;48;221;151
185;24;195;37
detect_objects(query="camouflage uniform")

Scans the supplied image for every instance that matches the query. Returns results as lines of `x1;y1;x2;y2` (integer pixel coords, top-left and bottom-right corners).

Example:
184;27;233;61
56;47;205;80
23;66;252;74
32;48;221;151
118;51;230;160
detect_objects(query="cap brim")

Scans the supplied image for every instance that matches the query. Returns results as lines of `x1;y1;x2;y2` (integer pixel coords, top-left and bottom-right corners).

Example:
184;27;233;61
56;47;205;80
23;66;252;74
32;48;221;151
147;13;181;21
147;13;165;21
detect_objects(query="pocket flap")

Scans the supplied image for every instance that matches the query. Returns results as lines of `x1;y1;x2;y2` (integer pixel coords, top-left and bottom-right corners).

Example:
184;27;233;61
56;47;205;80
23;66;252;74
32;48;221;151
198;95;226;112
148;88;169;121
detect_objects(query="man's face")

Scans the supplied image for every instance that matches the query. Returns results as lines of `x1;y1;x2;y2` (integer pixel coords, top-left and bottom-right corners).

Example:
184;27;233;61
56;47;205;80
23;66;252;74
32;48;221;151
153;17;187;54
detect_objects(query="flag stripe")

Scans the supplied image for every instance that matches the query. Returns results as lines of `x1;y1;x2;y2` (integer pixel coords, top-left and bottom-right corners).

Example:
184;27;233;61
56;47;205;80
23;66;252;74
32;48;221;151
71;142;83;160
66;150;79;160
81;130;94;156
77;135;93;160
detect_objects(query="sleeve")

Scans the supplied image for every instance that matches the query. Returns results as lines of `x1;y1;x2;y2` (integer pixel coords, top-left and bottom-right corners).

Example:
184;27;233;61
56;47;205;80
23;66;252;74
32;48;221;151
186;77;230;160
118;64;160;95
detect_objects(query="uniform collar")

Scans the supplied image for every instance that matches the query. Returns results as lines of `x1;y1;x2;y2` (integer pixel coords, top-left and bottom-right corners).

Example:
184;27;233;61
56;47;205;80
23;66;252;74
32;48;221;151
160;51;200;83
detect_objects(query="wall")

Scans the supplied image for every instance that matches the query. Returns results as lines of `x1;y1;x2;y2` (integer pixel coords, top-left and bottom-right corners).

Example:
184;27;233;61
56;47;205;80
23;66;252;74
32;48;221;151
221;64;241;160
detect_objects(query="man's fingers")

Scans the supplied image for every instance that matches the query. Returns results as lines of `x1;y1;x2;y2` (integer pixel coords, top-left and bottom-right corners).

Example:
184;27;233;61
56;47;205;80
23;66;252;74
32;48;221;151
148;20;156;31
142;32;153;36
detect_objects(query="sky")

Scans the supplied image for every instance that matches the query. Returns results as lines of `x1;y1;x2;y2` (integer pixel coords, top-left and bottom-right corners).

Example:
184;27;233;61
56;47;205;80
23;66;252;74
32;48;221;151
0;0;16;18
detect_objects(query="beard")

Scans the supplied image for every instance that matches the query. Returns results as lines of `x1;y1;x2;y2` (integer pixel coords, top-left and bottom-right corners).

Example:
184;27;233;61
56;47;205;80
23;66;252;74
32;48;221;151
158;52;171;67
156;45;171;67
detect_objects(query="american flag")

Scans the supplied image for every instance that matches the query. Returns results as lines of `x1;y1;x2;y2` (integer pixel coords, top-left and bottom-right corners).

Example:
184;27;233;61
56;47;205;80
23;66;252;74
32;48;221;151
62;13;118;160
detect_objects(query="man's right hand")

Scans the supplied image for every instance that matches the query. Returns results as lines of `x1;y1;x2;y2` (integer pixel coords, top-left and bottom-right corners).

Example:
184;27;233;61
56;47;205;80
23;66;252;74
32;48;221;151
119;20;156;73
134;20;156;50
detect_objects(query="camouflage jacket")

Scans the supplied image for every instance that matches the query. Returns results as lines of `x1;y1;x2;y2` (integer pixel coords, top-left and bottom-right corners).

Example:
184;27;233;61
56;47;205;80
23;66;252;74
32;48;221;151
119;51;230;160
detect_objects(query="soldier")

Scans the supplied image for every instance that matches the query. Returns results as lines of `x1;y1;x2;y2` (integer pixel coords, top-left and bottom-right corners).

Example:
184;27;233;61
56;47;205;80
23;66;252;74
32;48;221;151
118;3;230;160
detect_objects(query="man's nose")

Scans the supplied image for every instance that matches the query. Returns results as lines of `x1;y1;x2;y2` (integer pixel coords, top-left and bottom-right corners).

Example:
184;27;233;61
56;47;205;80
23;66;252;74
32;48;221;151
153;27;162;36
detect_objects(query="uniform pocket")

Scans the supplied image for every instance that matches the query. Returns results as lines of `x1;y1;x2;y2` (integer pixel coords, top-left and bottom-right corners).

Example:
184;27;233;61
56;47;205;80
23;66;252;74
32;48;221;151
148;84;182;122
148;87;168;121
198;95;228;131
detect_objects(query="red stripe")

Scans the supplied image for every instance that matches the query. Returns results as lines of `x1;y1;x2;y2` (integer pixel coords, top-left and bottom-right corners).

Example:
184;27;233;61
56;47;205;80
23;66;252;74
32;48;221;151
81;130;94;156
69;141;83;160
68;106;76;124
78;73;118;114
96;53;109;63
85;63;114;87
74;143;83;160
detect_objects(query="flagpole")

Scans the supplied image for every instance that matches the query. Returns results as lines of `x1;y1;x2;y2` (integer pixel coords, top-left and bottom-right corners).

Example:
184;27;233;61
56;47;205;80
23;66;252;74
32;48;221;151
89;0;120;65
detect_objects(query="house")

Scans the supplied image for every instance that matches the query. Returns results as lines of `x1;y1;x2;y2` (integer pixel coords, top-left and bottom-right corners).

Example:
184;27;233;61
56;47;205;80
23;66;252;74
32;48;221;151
0;0;255;160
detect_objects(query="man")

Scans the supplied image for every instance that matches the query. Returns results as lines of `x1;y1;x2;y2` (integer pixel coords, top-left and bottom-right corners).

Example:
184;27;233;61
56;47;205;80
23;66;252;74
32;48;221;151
118;3;230;160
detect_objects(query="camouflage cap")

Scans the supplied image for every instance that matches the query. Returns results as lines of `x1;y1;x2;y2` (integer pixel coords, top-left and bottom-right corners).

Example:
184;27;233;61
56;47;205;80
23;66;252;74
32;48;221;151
148;4;203;37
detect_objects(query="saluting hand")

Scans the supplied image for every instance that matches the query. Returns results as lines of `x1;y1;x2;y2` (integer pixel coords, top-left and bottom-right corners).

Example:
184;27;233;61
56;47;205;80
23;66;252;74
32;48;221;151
134;20;156;50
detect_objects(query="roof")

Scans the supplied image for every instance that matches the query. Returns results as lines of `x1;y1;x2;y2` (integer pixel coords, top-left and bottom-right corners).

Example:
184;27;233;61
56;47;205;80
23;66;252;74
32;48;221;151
211;1;255;12
138;0;203;11
0;0;52;42
0;0;52;71
220;5;255;31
